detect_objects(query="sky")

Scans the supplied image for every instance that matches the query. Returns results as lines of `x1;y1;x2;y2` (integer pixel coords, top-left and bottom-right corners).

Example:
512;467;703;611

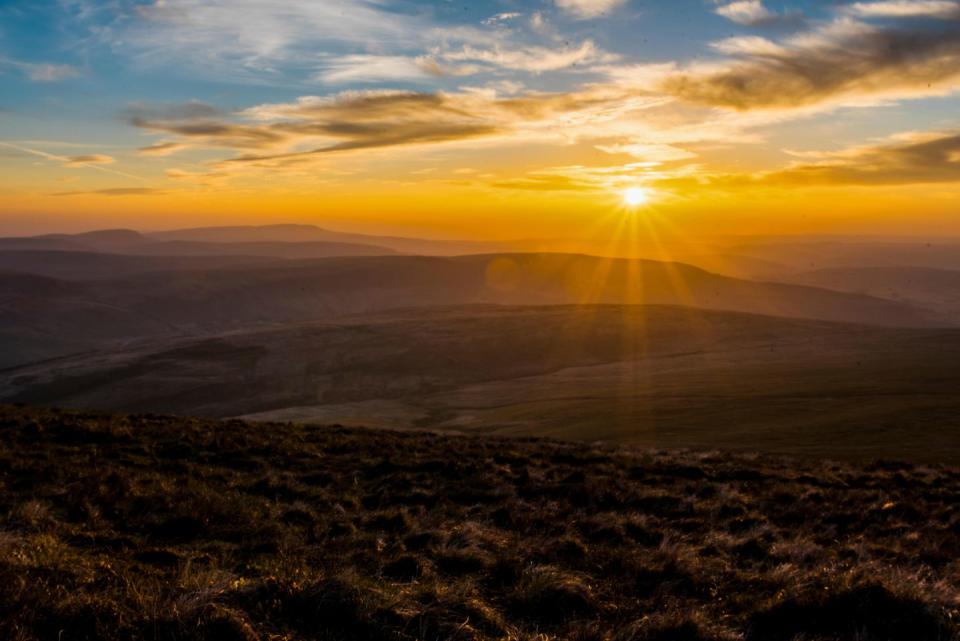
1;0;960;242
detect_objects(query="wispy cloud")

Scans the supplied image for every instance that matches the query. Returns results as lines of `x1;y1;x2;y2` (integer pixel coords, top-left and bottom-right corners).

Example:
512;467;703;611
846;1;960;18
0;142;142;181
315;55;440;84
490;162;663;192
554;0;627;19
119;0;493;84
651;12;960;110
483;12;523;26
137;141;190;156
129;86;661;165
714;1;805;27
765;130;960;185
64;154;114;166
440;40;617;73
649;129;960;190
0;57;81;82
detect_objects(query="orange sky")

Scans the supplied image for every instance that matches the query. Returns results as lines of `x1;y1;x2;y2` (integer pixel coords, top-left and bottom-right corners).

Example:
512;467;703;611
3;1;960;244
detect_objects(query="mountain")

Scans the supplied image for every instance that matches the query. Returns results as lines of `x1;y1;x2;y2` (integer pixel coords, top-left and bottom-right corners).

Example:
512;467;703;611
731;239;960;272
115;239;398;259
0;250;282;280
6;304;960;462
0;229;398;260
784;266;960;322
146;223;510;255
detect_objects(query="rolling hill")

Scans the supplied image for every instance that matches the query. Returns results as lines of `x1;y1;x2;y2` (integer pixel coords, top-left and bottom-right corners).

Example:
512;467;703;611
6;304;960;462
785;266;960;323
731;239;960;272
0;229;399;260
25;253;940;328
146;223;510;255
0;252;937;369
0;250;281;280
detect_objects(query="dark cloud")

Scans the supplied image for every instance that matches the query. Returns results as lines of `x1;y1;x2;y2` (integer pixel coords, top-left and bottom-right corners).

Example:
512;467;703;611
768;131;960;185
127;89;637;166
64;154;114;166
661;19;960;110
137;141;188;156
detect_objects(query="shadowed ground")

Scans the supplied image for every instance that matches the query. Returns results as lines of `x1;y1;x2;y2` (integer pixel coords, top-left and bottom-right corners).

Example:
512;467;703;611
1;405;958;640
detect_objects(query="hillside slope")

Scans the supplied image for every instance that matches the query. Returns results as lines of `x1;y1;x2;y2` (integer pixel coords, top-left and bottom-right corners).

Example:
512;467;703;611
7;304;960;462
785;266;960;323
0;405;957;641
1;253;934;370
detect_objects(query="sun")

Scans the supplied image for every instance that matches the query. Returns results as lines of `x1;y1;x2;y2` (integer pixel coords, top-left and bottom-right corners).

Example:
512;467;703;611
622;186;651;207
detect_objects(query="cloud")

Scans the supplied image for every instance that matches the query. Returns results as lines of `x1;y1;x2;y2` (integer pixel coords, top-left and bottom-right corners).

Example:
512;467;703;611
649;129;960;190
0;58;81;82
763;130;960;185
118;0;499;85
129;86;664;168
0;141;143;181
52;187;165;197
594;142;697;163
554;0;627;19
846;1;960;18
131;92;506;162
312;40;619;84
315;55;440;84
441;40;617;73
483;12;523;26
497;161;675;191
714;1;804;27
655;15;960;110
715;1;772;24
126;101;286;149
137;141;189;156
64;154;114;166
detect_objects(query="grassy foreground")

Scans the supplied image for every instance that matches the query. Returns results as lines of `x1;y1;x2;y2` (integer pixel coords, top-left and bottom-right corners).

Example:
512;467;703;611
1;405;958;640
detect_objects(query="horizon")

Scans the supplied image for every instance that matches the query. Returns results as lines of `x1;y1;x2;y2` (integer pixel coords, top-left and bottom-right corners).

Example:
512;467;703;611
9;221;960;246
2;0;960;245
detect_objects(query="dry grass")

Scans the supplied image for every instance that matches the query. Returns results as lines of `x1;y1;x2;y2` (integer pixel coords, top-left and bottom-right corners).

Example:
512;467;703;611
0;405;958;640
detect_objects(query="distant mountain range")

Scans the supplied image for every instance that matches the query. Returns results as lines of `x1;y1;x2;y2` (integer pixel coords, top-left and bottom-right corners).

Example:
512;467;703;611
0;224;510;259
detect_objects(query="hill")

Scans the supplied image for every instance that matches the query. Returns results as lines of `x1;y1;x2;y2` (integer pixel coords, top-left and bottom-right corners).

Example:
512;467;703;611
78;253;942;327
785;266;960;323
0;231;398;261
0;253;934;370
7;304;960;462
0;405;957;641
0;225;505;258
146;223;509;255
731;239;960;272
0;250;281;281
